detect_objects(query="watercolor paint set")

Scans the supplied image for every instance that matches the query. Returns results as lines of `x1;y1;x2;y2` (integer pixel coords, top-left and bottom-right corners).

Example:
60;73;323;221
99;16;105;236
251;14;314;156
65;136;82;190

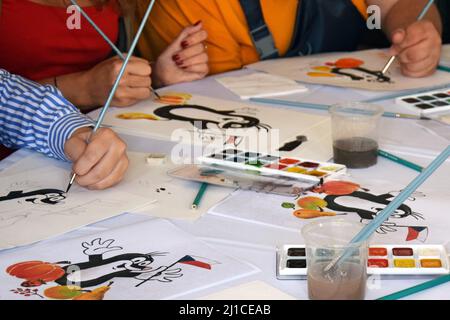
198;149;346;184
276;244;450;280
395;87;450;115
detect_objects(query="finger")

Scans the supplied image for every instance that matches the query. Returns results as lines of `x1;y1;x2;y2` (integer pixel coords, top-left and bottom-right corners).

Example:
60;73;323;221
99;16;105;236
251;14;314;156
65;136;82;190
400;57;437;77
114;86;151;105
125;57;152;76
401;59;437;77
178;52;208;68
397;21;432;51
72;129;118;177
172;21;204;47
86;155;129;190
181;30;208;49
174;42;206;62
122;74;152;88
182;63;209;75
76;132;127;187
397;39;433;64
388;29;405;56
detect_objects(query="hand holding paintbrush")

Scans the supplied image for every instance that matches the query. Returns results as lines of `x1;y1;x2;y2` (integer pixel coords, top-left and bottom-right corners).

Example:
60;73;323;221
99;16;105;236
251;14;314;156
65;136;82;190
381;0;441;76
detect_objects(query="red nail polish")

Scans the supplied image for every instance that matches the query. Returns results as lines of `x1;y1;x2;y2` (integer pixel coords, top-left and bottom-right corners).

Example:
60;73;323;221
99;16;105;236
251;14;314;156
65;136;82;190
182;41;189;49
172;54;180;62
194;20;201;26
176;60;183;66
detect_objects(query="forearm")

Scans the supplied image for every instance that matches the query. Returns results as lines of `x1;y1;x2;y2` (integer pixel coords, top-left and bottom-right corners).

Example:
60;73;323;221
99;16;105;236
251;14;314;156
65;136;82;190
0;70;93;161
38;71;97;111
369;0;442;38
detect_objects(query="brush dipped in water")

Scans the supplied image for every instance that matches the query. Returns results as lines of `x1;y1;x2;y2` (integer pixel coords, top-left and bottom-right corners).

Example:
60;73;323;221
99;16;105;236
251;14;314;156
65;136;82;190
65;0;157;193
323;144;450;274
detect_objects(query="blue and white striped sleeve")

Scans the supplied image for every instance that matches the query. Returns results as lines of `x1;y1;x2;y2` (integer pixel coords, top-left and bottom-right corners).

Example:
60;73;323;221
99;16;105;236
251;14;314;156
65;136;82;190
0;69;94;161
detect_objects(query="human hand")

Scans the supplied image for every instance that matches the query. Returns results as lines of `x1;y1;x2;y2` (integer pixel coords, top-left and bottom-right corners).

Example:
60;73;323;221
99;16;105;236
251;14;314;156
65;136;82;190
64;127;129;190
84;55;152;107
389;20;441;77
152;21;209;87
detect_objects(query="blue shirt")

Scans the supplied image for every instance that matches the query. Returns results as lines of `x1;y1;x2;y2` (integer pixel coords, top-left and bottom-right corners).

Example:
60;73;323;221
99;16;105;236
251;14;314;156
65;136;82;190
0;69;93;161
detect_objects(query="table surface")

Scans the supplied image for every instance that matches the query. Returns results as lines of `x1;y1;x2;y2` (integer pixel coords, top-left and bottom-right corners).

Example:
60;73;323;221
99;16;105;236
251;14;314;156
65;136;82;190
1;68;449;300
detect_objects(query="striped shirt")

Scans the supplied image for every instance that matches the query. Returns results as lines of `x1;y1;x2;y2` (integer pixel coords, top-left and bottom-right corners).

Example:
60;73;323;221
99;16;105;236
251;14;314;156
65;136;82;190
0;69;93;161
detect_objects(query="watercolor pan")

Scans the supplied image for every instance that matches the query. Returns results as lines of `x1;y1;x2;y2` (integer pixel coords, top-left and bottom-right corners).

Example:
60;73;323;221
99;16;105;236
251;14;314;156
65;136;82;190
276;244;450;280
199;149;347;184
395;87;450;115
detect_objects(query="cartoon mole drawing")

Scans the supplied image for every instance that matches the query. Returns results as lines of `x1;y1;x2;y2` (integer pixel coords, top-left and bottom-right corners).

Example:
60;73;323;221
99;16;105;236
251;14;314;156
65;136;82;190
323;191;424;222
0;189;66;205
153;104;271;131
54;238;182;288
309;58;392;83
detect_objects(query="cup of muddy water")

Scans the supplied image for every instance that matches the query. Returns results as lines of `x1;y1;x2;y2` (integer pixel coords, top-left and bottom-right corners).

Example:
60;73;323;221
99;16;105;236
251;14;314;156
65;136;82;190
302;219;368;300
329;102;383;168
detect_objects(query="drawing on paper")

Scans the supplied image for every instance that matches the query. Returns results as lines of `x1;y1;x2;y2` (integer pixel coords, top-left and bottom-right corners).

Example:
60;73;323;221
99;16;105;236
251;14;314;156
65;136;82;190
6;238;217;300
307;58;392;83
0;189;66;205
282;181;429;242
153;104;271;131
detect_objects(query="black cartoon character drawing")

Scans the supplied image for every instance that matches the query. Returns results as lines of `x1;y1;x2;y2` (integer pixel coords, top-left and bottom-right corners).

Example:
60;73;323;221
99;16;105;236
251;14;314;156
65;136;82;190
7;238;215;300
284;181;428;241
153;104;271;131
309;58;391;83
0;189;66;205
54;238;183;288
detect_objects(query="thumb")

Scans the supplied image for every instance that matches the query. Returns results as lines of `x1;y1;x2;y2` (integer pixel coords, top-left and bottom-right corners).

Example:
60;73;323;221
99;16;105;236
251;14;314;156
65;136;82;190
64;128;91;162
389;29;405;55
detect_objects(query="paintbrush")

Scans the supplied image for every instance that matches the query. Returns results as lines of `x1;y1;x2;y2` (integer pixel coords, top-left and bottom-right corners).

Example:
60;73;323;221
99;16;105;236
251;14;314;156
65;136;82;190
249;98;431;120
69;0;160;100
381;0;436;75
66;0;157;193
322;144;450;273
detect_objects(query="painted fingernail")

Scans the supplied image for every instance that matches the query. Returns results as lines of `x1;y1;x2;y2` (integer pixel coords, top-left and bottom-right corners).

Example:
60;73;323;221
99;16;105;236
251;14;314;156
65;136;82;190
181;41;189;49
194;20;202;26
176;60;184;66
172;54;181;62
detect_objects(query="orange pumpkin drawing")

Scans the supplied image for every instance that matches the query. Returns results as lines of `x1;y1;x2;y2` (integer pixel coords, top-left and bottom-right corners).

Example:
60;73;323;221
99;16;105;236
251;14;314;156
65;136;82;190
6;261;65;287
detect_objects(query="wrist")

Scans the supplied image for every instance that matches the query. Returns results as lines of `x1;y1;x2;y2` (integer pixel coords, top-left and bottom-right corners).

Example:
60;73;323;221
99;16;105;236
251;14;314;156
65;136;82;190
58;71;96;110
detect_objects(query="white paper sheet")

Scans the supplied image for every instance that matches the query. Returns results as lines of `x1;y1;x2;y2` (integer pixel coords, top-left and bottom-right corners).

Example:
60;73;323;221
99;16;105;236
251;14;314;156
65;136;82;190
199;280;295;300
248;49;450;91
124;162;233;221
0;219;258;300
94;93;333;161
0;166;153;250
216;73;308;99
209;177;450;244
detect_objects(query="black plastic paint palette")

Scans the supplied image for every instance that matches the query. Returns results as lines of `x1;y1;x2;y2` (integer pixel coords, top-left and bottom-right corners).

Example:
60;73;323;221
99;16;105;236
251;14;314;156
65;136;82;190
199;149;347;184
276;244;450;280
396;88;450;115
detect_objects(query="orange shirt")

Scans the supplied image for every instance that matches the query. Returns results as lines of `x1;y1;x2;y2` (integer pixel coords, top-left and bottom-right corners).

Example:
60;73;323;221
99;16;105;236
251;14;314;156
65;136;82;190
137;0;367;75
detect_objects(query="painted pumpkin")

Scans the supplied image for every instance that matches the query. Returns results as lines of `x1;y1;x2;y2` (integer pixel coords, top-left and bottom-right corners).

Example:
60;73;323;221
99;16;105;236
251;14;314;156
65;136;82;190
6;261;65;287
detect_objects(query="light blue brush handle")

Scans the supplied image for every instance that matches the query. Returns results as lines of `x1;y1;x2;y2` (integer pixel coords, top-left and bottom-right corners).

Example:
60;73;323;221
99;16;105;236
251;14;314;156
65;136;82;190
93;0;156;132
70;0;124;59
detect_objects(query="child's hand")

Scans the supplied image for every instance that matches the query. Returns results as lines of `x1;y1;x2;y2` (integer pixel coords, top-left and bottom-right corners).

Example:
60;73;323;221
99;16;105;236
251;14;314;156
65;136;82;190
389;20;441;78
64;127;129;190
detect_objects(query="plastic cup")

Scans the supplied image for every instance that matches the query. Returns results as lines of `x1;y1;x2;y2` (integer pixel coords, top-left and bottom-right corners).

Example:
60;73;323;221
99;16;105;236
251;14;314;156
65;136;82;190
301;219;368;300
329;102;383;169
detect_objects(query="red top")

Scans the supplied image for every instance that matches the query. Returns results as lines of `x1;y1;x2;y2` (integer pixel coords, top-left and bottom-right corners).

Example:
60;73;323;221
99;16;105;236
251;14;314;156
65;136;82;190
0;0;120;80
